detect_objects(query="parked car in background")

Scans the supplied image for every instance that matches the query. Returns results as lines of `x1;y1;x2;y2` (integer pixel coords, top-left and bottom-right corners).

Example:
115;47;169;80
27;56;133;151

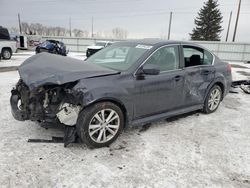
10;39;232;148
0;26;17;60
35;40;67;56
86;41;113;57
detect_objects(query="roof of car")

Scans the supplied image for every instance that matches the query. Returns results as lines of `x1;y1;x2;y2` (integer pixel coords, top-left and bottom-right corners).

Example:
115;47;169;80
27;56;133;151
47;39;60;43
122;38;201;47
96;41;112;43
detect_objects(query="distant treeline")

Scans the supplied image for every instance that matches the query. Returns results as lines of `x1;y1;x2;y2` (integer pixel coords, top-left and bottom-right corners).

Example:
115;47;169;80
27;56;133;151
8;22;128;39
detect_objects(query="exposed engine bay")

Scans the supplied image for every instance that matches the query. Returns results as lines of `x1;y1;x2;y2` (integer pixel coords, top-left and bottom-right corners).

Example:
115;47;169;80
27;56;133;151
11;79;81;124
10;79;82;146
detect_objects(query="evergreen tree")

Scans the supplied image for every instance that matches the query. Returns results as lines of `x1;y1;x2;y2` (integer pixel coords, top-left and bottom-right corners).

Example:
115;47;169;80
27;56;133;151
190;0;223;41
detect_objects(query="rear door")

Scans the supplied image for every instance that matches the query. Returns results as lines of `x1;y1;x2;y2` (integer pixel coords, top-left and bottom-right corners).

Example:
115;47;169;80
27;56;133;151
182;45;215;106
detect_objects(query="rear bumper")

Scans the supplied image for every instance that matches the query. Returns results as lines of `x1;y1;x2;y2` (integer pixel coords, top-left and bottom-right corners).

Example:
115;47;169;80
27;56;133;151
225;74;232;96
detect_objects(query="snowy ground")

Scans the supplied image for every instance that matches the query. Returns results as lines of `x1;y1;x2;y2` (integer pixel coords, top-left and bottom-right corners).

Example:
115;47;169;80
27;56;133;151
0;51;86;68
0;52;250;187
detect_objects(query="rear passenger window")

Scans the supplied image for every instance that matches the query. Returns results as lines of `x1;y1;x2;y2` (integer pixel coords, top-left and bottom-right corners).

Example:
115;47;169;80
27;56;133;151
204;50;213;65
183;46;213;67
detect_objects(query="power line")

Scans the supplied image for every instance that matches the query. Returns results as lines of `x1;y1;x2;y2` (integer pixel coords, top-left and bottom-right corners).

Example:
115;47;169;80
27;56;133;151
12;10;250;23
3;8;250;23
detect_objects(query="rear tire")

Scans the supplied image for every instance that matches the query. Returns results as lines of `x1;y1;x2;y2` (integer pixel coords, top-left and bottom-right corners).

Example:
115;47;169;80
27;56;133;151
202;85;222;114
2;48;12;60
76;102;124;148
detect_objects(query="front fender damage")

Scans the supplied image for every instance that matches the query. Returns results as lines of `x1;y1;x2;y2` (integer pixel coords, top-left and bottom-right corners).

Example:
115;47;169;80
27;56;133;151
56;103;81;126
10;79;88;147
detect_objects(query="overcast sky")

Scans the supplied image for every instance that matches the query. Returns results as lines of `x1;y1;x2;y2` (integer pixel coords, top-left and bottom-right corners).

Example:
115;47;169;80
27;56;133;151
0;0;250;41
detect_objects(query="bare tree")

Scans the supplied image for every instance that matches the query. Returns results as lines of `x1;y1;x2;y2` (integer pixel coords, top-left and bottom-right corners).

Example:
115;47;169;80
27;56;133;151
72;29;90;37
112;27;128;39
82;30;89;38
9;22;91;38
73;29;83;37
20;22;30;34
8;27;19;34
29;23;43;35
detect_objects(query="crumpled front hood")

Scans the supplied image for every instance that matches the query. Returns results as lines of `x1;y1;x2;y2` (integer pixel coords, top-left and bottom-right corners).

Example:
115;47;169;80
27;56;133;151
18;53;119;90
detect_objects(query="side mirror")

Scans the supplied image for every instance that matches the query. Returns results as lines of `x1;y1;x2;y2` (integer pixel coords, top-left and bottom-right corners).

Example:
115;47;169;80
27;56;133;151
140;64;160;75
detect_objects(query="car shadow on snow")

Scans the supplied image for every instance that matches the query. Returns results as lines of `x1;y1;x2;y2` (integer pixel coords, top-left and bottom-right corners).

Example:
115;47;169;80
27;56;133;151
135;110;200;133
27;110;200;149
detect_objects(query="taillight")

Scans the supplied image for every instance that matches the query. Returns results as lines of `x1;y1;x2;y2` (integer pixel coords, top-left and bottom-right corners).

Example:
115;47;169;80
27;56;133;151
227;64;232;72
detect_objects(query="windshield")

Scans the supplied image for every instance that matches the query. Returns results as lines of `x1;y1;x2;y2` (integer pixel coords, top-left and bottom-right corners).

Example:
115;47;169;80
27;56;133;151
41;41;55;48
85;43;151;71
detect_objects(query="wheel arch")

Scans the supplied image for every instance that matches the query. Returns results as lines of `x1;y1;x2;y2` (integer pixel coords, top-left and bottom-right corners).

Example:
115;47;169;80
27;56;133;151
205;80;226;102
2;47;12;54
214;81;225;98
84;97;129;127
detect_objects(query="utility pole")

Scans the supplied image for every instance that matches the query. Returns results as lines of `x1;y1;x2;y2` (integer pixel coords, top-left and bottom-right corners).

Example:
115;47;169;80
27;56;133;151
168;12;173;40
18;13;22;34
226;11;232;42
91;17;94;38
69;17;72;37
233;0;241;42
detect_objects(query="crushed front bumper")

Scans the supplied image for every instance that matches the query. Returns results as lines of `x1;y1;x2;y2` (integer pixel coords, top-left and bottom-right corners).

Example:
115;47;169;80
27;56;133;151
10;88;29;121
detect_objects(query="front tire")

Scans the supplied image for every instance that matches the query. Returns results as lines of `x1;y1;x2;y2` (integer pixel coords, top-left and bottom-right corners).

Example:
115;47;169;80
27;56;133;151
202;85;222;114
76;102;124;148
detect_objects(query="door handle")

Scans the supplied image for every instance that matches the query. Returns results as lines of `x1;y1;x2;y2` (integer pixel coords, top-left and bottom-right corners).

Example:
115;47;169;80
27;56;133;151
174;75;182;81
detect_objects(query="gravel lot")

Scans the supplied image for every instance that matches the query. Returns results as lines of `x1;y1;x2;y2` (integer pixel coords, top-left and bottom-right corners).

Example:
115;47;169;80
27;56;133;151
0;52;250;187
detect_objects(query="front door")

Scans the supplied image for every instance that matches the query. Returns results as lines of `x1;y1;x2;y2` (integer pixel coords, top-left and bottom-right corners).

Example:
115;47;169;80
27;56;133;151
133;45;185;119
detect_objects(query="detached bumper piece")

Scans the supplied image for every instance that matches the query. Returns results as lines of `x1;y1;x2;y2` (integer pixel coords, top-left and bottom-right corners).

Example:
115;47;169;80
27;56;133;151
27;127;77;147
28;137;64;143
232;80;250;94
10;88;29;121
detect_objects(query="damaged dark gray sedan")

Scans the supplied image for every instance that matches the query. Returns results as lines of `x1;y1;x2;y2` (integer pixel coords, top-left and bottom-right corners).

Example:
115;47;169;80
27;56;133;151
10;39;232;148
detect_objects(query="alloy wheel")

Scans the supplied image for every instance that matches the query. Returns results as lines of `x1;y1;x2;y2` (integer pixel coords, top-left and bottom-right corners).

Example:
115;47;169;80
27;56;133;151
88;109;120;143
208;88;221;111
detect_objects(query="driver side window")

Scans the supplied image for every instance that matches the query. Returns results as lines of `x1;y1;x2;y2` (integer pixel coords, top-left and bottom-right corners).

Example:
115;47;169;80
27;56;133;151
144;46;179;72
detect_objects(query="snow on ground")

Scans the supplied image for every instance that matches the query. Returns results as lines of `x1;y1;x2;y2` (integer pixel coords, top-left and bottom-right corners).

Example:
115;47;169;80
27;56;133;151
0;51;86;68
0;52;250;187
